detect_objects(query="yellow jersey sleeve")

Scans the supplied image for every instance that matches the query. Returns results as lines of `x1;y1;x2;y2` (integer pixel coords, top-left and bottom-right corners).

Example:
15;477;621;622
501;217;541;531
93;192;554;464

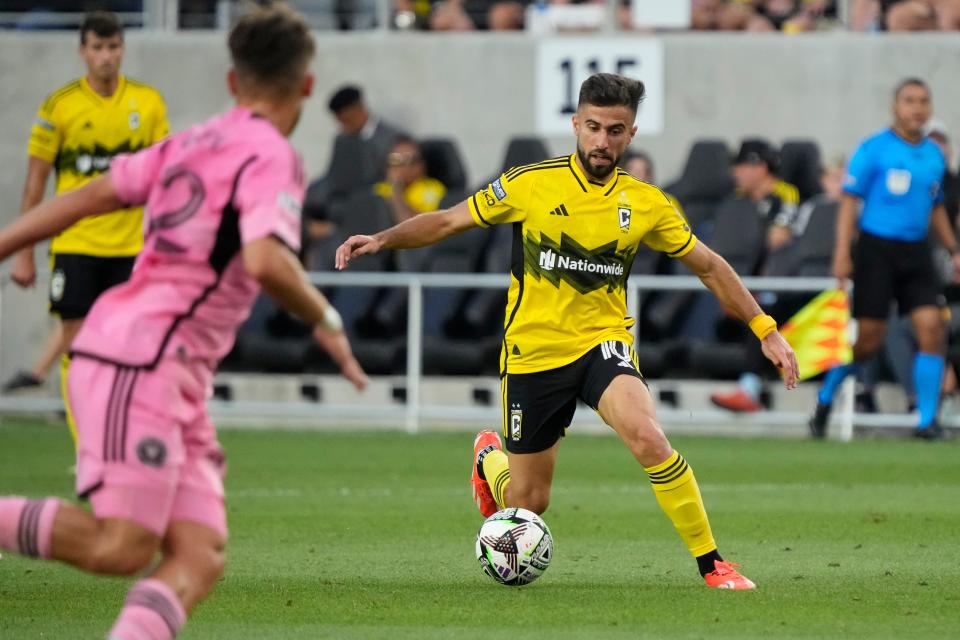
667;193;687;222
643;190;697;258
151;94;169;143
27;97;61;164
469;172;532;227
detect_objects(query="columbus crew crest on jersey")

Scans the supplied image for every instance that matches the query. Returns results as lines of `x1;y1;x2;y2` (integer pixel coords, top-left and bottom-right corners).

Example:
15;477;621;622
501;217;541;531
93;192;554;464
617;193;631;232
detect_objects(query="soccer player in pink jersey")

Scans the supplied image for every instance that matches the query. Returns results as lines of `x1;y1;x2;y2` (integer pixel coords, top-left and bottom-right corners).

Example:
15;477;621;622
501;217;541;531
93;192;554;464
0;6;367;639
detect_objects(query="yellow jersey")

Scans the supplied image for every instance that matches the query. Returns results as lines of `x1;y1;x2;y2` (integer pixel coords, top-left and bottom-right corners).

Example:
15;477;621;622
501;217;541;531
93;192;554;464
28;75;169;257
470;155;697;375
374;176;447;213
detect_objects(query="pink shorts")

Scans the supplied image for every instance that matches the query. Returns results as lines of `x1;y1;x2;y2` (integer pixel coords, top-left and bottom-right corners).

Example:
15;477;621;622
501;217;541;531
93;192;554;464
70;356;227;539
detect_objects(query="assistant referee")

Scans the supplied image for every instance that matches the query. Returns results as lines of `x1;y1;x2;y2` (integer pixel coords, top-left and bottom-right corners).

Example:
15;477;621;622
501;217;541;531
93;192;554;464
810;78;960;440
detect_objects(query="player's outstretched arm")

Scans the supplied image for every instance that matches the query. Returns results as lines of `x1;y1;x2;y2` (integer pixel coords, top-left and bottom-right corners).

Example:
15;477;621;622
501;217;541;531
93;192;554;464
679;241;799;389
0;174;122;264
244;236;368;391
10;156;54;288
335;199;478;270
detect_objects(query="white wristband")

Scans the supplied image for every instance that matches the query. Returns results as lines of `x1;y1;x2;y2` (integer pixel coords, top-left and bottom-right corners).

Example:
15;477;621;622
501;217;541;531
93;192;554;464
318;306;343;332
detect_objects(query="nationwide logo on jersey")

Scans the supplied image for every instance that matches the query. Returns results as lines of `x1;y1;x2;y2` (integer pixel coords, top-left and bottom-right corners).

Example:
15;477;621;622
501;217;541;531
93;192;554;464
57;141;150;177
524;231;634;294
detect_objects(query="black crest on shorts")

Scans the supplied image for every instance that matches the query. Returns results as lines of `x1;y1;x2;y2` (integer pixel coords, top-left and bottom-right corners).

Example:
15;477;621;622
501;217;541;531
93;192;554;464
137;437;167;468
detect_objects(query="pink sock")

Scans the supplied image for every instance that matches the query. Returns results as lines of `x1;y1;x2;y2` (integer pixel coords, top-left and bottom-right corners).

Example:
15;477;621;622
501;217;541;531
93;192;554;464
109;578;186;640
0;497;60;558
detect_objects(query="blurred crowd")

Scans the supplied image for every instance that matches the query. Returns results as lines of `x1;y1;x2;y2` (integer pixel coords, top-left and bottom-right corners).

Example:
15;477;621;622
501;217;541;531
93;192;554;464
4;0;960;32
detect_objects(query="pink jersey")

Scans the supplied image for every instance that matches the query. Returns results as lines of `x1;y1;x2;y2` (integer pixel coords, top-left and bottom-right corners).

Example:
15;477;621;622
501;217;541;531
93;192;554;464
71;106;304;369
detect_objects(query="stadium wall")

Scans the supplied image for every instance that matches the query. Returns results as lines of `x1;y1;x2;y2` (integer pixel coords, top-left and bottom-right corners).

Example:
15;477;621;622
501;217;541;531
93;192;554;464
1;32;959;377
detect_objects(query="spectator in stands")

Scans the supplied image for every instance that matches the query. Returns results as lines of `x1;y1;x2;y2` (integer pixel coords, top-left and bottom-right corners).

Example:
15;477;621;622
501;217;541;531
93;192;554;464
304;86;405;252
710;141;801;413
430;0;526;30
809;78;960;440
925;119;959;223
731;140;800;253
693;0;835;31
374;136;447;223
327;85;404;185
851;0;960;30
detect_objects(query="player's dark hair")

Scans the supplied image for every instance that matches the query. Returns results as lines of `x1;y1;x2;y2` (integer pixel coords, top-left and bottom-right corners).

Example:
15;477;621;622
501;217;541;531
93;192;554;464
228;4;315;98
80;11;123;45
894;77;930;100
328;86;363;114
578;73;645;113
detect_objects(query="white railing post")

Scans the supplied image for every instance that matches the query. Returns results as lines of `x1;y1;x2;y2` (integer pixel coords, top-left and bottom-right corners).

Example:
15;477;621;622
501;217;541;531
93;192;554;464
838;376;855;442
143;0;178;30
405;278;423;434
377;0;392;32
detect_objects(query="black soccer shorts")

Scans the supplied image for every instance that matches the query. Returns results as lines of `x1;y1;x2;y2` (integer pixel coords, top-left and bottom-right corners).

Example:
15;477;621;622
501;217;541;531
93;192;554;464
49;253;136;320
500;339;645;454
852;232;941;320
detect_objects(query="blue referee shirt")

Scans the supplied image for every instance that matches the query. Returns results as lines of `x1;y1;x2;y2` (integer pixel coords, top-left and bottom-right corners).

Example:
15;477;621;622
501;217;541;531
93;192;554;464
843;128;945;242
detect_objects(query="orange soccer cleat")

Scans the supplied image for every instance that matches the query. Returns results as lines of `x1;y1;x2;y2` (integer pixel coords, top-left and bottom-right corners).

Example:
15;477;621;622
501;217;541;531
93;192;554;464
471;430;502;518
704;560;757;590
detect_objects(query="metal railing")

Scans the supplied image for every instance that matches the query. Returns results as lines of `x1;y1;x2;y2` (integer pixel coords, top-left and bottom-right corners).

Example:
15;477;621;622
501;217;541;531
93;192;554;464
1;271;895;441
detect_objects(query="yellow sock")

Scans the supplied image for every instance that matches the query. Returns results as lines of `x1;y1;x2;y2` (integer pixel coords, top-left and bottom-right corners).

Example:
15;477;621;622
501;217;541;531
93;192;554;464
59;354;78;450
645;450;717;557
481;449;511;509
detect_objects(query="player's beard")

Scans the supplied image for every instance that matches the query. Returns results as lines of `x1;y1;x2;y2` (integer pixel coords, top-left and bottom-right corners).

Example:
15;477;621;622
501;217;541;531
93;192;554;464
576;144;618;181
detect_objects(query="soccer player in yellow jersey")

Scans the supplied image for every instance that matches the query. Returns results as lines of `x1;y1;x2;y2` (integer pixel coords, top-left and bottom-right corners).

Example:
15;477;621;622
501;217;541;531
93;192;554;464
10;11;168;446
337;73;799;589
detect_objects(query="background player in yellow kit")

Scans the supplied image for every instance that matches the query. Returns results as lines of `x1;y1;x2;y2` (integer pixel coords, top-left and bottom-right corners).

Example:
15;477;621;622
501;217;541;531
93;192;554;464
10;11;168;446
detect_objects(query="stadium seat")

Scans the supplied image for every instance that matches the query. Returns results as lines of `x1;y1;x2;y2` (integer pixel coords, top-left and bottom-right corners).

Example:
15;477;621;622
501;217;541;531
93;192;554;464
421;137;469;192
681;198;767;343
460;223;513;337
780;140;823;203
793;199;838;277
500;137;551;172
664;140;734;211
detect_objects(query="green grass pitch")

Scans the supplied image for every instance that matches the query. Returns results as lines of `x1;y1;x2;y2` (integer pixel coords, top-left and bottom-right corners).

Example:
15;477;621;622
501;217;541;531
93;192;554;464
1;418;958;639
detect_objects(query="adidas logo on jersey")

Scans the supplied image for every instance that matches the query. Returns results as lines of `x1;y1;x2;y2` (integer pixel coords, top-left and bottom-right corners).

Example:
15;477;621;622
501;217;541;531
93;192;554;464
549;204;570;217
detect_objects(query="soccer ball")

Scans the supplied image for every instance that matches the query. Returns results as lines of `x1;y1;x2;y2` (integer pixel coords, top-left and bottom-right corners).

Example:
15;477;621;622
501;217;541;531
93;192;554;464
475;507;553;586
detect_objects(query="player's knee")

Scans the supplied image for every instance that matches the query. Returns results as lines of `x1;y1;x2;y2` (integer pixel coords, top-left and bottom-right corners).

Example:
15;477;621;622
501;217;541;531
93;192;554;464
84;530;158;576
206;541;227;582
915;323;944;352
622;417;671;464
510;487;551;514
855;332;885;358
